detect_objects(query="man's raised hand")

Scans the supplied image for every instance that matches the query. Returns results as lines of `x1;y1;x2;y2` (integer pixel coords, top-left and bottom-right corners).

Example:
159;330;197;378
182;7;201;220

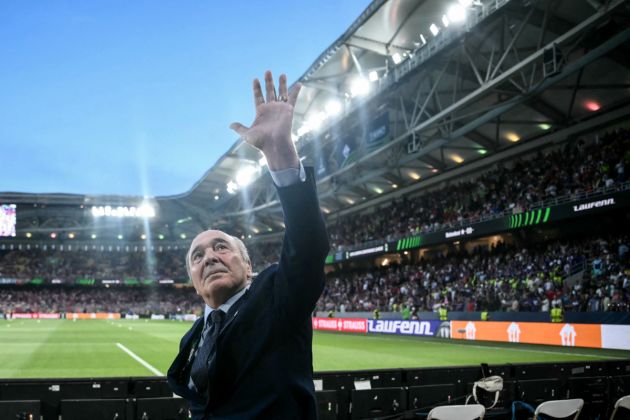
230;71;301;171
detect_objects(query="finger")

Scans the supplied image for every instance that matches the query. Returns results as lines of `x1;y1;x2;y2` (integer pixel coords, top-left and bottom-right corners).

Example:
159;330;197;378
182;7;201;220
287;83;302;107
230;122;249;137
264;70;277;102
253;78;265;107
278;74;288;100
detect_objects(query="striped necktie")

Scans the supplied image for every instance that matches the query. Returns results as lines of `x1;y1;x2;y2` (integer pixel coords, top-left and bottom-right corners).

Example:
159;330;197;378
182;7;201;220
190;309;225;391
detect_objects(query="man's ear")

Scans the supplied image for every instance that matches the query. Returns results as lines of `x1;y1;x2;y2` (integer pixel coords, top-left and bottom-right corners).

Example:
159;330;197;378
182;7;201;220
246;261;253;279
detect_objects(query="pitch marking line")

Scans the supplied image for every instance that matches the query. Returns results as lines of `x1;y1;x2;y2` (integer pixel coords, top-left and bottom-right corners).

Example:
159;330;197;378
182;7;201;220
116;343;164;376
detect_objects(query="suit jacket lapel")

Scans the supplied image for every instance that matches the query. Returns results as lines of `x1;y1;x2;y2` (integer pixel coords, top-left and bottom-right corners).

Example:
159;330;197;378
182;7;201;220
219;288;249;336
167;317;205;402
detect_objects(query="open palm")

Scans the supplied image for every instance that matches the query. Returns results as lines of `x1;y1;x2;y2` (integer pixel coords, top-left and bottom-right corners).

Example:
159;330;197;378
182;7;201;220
230;71;301;171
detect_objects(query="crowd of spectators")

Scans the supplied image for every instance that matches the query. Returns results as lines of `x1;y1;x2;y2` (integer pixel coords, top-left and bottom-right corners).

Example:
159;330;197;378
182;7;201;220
0;285;201;316
1;233;627;315
0;240;281;284
1;129;629;316
317;233;630;314
327;128;629;249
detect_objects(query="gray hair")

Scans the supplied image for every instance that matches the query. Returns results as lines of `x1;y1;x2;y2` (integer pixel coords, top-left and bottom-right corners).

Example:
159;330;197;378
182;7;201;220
185;233;251;282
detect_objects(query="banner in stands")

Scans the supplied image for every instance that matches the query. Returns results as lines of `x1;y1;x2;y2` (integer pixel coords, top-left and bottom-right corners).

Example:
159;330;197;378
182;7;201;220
312;317;368;333
450;320;602;348
600;325;630;350
368;320;441;337
67;312;121;320
8;312;61;319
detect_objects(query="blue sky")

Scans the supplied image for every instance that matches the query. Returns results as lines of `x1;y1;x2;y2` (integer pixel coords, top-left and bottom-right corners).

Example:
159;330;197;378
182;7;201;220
0;1;371;197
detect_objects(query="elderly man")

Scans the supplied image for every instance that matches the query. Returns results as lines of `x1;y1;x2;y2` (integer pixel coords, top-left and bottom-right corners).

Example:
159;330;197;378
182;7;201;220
167;71;329;419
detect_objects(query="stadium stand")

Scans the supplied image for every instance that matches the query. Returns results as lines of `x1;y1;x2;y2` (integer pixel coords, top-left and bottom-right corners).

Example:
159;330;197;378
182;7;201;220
2;0;630;418
1;230;627;316
318;231;629;314
327;128;629;250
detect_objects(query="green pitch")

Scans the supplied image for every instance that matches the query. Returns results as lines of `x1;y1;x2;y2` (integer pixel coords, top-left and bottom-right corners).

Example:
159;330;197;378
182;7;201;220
1;319;628;379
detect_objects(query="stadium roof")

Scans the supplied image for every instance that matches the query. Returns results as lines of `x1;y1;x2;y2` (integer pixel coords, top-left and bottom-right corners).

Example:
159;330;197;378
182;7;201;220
2;0;630;245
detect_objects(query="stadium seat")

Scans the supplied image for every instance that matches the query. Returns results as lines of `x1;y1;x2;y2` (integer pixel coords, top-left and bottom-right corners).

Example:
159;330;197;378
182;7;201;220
516;378;561;406
0;400;40;420
407;384;456;411
609;395;630;420
134;397;189;420
60;398;127;420
316;390;340;420
426;403;485;420
568;376;607;417
131;379;173;398
533;398;584;420
349;387;406;419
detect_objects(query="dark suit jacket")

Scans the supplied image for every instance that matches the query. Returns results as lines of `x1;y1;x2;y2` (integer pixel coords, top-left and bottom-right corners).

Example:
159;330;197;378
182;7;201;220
167;168;329;419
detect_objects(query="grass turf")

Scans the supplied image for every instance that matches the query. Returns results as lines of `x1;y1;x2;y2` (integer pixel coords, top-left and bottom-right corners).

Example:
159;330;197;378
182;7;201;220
0;319;628;379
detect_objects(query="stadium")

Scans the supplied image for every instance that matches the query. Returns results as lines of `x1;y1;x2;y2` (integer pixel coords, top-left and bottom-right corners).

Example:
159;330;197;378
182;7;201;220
2;0;630;419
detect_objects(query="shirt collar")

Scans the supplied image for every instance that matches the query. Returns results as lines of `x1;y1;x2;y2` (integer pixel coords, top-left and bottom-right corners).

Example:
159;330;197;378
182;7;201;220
203;285;248;323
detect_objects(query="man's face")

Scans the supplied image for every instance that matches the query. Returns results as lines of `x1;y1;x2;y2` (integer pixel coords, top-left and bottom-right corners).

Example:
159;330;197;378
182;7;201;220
187;230;252;308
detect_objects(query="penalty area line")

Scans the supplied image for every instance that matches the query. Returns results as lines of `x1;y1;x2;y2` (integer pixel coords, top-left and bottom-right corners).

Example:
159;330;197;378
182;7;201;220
116;343;164;376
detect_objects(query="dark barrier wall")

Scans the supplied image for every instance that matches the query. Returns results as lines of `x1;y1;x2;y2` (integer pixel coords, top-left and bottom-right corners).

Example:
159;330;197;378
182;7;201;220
2;361;629;420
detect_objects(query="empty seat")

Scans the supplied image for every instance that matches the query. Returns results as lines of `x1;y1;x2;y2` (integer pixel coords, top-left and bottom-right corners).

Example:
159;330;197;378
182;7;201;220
533;398;584;420
427;404;485;420
610;395;630;420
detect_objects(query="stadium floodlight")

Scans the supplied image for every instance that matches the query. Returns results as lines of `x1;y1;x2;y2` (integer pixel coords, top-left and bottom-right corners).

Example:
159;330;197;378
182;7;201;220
325;99;343;116
429;23;440;36
68;233;75;239
419;34;427;45
236;165;258;187
368;71;379;82
373;186;383;194
458;0;473;6
478;149;488;155
392;53;402;64
350;76;370;97
137;203;156;218
26;232;32;238
506;132;521;142
297;125;310;137
158;234;165;240
451;154;464;163
214;195;219;200
226;180;238;194
91;233;97;239
391;184;398;189
180;233;187;239
305;111;327;131
408;171;421;180
585;100;600;111
117;234;123;240
91;204;155;218
538;123;552;130
447;4;467;22
141;234;146;240
442;15;450;27
50;232;57;239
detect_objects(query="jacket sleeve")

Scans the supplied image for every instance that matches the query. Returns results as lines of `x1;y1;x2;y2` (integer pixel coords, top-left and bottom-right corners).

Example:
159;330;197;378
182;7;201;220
271;166;329;328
